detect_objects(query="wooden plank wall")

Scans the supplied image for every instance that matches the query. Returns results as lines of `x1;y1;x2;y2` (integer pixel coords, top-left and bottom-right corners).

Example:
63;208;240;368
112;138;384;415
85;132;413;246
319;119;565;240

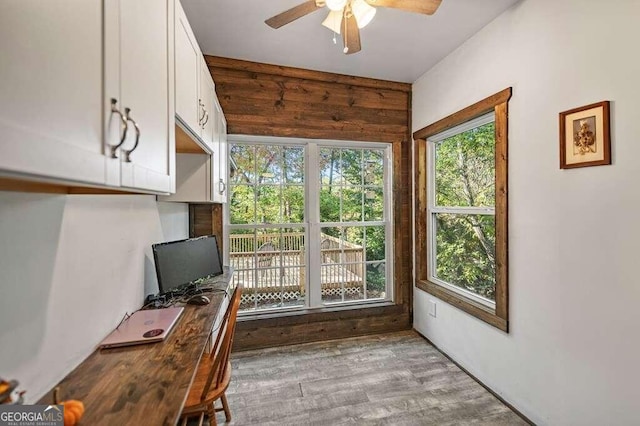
193;56;412;351
189;203;223;253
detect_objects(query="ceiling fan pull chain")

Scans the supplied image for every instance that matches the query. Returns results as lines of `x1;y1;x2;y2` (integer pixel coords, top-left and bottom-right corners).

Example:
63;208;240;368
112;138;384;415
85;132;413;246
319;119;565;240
343;6;349;53
343;29;349;53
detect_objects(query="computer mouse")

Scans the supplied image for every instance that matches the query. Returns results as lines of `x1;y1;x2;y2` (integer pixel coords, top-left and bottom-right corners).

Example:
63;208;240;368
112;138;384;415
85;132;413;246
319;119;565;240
187;295;210;305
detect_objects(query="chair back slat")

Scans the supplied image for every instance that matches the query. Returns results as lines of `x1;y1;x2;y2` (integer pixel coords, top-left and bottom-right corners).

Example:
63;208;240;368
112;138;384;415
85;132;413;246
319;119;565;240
200;283;243;402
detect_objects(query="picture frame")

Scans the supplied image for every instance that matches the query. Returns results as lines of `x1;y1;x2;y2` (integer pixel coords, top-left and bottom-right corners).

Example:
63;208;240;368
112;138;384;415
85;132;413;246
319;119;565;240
559;101;611;169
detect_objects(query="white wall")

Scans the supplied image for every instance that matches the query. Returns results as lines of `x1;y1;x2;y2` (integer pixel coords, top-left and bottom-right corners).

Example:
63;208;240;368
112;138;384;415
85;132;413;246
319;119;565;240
412;1;640;424
0;193;188;402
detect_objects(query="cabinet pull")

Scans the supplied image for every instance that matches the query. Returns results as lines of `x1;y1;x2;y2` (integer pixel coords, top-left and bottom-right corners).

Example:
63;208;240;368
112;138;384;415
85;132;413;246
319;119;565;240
108;98;128;159
198;99;206;124
122;107;141;163
219;179;226;195
202;110;209;127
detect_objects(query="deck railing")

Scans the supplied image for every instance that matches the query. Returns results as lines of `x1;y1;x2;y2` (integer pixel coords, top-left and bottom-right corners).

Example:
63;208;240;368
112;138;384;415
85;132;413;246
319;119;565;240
229;232;364;295
229;232;305;253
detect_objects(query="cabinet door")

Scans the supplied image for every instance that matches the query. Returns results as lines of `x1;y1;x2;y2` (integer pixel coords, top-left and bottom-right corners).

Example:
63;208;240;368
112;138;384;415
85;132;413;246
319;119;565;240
0;0;116;186
175;1;201;138
200;61;216;151
116;0;174;193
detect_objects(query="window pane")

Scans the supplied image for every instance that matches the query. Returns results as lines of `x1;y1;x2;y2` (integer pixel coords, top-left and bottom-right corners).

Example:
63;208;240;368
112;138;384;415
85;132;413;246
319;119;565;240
229;229;255;268
256;185;280;223
320;264;365;303
281;267;305;308
342;226;364;264
365;226;386;262
230;185;255;224
234;268;256;311
319;148;341;185
435;122;495;207
320;186;340;223
340;149;363;186
284;146;304;184
364;188;383;221
282;185;304;223
230;145;255;184
434;213;496;300
256;227;281;257
342;188;363;222
255;145;282;184
320;228;341;265
364;150;384;186
366;262;386;299
283;231;305;267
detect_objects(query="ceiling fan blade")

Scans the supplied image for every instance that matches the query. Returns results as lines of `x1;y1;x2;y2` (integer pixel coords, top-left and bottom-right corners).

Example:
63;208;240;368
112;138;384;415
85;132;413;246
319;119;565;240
342;9;361;55
265;1;322;29
365;0;442;15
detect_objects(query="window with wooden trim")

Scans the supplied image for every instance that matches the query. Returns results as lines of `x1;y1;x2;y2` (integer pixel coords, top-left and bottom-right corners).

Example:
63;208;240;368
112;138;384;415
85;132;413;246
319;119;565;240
413;88;511;331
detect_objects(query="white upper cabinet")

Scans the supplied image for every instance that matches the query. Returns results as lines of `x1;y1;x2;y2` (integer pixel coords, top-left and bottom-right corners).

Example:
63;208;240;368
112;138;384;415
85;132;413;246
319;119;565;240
0;0;111;186
175;2;201;138
175;1;218;152
0;0;175;194
105;0;175;194
169;0;228;203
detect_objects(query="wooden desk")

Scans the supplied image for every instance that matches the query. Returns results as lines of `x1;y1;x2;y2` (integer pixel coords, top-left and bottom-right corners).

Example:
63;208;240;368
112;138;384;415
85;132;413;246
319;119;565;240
38;270;233;426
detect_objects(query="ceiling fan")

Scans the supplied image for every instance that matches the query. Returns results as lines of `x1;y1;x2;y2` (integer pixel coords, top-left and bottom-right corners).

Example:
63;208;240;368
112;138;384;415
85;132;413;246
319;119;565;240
265;0;442;55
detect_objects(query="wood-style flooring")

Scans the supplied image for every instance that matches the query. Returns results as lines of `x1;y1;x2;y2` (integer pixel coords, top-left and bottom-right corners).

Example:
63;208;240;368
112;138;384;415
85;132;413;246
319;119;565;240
211;331;528;425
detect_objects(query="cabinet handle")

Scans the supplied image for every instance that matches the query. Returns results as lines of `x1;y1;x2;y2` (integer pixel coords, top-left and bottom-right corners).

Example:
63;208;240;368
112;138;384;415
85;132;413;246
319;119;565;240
202;110;209;127
198;99;206;124
108;98;128;159
122;107;141;163
219;179;226;195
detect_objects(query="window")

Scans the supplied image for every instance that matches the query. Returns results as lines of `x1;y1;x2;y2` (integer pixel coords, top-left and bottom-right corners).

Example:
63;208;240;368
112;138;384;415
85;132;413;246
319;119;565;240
226;138;393;315
413;88;511;331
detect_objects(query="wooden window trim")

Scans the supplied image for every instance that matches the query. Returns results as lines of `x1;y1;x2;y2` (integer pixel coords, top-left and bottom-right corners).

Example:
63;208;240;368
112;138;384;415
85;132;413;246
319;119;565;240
413;88;512;332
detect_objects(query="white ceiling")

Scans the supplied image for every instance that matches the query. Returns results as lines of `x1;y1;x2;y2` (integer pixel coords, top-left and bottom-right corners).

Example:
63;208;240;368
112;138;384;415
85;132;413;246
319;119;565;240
181;0;520;83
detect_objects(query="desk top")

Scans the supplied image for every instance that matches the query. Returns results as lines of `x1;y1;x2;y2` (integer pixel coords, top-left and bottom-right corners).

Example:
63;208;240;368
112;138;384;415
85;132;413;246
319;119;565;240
38;270;232;426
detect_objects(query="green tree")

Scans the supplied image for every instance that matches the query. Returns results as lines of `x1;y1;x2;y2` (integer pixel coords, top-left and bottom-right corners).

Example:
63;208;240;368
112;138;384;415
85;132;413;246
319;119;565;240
433;122;496;300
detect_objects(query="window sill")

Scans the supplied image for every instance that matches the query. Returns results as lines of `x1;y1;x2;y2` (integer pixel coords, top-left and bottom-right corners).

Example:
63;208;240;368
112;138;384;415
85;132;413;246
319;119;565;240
238;299;395;322
416;279;507;332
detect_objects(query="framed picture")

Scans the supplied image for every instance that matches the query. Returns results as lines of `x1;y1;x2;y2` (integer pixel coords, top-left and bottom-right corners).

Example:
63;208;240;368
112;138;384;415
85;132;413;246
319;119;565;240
559;101;611;169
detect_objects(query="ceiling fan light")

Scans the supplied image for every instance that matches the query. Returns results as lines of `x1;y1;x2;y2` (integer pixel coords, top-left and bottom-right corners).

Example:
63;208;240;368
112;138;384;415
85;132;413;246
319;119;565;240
325;0;347;11
321;10;343;34
352;0;376;29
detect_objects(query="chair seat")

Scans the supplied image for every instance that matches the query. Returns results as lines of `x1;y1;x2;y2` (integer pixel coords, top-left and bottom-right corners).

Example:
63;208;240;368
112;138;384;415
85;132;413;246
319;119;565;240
182;359;232;415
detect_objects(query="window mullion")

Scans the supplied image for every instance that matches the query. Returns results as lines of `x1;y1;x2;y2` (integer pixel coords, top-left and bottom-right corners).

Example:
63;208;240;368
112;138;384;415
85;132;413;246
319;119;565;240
307;143;321;308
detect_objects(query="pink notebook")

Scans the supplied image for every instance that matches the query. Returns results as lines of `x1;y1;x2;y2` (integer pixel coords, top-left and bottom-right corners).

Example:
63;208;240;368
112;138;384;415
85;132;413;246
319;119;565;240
99;307;184;349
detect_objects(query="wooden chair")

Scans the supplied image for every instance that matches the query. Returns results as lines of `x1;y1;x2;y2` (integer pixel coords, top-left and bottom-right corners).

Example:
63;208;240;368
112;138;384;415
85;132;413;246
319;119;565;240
180;283;243;426
256;241;275;268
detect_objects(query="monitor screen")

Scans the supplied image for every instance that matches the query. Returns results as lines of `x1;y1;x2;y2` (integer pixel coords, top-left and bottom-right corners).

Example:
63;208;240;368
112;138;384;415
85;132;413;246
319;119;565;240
152;235;223;294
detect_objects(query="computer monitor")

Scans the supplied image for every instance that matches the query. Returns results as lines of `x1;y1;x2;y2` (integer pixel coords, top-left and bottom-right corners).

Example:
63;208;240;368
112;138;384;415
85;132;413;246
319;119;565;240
152;235;223;294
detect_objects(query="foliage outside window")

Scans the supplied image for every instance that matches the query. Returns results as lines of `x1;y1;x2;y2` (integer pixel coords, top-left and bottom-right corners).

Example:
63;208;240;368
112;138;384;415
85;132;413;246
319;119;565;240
413;88;511;331
429;114;496;306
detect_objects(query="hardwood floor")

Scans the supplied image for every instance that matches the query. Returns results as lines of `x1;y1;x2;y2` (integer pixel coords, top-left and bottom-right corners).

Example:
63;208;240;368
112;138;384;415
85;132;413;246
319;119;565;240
211;331;528;425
